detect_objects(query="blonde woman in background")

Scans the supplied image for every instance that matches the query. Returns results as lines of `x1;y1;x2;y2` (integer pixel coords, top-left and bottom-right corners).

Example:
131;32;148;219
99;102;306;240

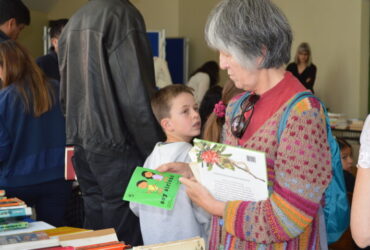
286;42;317;93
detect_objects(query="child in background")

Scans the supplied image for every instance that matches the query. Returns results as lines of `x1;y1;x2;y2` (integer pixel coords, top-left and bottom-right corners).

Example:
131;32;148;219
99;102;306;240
202;79;243;142
129;85;210;245
337;138;355;193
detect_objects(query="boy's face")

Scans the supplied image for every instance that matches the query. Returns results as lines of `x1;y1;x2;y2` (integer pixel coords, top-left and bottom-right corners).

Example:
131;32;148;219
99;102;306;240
165;92;201;142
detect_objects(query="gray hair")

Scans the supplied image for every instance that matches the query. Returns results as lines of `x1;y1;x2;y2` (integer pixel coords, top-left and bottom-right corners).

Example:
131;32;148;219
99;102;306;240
294;42;313;66
205;0;292;69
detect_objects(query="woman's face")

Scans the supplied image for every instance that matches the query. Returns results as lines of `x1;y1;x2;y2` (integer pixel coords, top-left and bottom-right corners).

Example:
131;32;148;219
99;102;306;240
219;51;259;92
298;51;309;64
0;66;3;82
341;147;353;172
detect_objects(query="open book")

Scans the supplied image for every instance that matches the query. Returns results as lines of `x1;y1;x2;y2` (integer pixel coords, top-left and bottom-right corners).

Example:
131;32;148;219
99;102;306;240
189;139;268;202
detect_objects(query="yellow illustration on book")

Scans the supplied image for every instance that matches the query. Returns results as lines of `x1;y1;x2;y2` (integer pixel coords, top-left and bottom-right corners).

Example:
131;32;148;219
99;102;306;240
194;140;265;182
142;171;169;182
137;180;163;194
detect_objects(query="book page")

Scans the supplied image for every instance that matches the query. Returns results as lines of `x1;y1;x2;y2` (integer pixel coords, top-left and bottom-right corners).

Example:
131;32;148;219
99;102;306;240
189;139;268;202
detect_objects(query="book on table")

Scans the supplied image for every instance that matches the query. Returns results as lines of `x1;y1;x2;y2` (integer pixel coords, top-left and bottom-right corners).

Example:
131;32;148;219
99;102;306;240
133;236;205;250
0;217;29;232
189;138;268;202
123;167;182;210
0;231;60;249
0;206;32;219
58;228;119;247
74;241;131;249
0;198;25;208
34;226;92;238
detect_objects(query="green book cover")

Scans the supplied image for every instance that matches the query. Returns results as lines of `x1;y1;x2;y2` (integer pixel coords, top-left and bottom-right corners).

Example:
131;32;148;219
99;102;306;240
123;167;181;210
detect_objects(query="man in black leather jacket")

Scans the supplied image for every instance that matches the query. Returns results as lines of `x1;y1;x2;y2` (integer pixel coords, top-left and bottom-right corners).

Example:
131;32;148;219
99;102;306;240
58;0;164;245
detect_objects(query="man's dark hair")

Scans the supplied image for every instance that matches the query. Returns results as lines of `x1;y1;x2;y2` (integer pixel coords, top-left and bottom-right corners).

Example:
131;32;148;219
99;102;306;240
49;19;68;39
0;0;30;26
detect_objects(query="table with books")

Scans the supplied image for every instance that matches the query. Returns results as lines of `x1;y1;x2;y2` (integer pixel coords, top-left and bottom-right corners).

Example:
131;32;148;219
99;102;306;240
0;190;131;249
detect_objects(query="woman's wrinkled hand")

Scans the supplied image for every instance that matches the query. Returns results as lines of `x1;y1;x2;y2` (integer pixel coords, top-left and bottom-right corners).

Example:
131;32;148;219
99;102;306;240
156;162;194;178
180;177;225;217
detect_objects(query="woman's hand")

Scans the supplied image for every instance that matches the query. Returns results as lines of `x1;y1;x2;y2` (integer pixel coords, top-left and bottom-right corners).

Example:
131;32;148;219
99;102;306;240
180;177;225;216
156;162;194;178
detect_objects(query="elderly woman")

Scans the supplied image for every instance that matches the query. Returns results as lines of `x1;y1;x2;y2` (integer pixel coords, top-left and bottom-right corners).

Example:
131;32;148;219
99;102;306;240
351;115;370;248
159;0;331;249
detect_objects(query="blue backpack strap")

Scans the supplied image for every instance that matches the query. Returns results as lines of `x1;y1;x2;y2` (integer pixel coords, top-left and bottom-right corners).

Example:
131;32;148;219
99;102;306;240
278;92;320;142
277;91;332;143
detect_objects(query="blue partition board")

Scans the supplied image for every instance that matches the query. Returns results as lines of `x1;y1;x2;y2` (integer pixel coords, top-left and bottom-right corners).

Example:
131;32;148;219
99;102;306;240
147;32;159;57
166;38;185;84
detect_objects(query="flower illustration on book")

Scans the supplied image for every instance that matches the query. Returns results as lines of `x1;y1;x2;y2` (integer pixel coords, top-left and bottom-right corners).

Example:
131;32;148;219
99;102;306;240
194;141;265;182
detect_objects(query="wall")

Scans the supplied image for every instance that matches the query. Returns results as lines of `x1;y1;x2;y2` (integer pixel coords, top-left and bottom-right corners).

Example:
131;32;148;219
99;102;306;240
132;0;180;37
48;0;180;37
18;10;48;58
35;0;370;118
179;0;227;84
47;0;87;19
274;0;369;119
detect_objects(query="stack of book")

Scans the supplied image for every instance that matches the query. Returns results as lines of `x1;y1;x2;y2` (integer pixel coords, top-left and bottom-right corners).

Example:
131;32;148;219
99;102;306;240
0;191;32;232
0;227;130;249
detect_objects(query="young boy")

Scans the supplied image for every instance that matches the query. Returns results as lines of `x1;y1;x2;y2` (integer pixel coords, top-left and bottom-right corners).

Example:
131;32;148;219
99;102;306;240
129;84;210;245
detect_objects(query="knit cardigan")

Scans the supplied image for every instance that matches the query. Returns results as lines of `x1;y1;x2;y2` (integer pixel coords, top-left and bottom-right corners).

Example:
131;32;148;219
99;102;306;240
208;93;332;249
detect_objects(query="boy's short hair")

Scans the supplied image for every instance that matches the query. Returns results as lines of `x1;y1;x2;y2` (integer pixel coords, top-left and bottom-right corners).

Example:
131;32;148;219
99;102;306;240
151;84;194;124
49;19;68;39
0;0;30;26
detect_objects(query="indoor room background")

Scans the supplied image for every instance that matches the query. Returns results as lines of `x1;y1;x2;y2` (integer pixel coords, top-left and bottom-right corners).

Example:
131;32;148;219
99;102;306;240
20;0;370;120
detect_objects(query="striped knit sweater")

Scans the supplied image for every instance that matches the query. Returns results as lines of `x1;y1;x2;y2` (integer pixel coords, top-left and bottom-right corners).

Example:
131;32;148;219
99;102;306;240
208;93;332;249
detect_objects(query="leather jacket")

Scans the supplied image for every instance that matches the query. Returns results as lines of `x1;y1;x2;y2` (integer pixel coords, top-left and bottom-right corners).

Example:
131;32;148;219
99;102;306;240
58;0;164;157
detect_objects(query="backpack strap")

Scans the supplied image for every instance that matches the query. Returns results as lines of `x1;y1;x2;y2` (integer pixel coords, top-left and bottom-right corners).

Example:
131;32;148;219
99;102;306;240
277;92;331;143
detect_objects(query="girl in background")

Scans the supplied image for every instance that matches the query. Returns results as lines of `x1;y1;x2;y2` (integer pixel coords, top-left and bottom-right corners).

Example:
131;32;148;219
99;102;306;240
202;79;243;142
0;40;71;226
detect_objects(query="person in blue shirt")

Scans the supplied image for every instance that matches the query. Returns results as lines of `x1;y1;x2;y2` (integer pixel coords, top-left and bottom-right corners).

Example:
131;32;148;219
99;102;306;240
0;40;71;227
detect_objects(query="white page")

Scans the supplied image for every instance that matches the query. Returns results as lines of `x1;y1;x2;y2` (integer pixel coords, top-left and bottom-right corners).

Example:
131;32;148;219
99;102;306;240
189;139;268;202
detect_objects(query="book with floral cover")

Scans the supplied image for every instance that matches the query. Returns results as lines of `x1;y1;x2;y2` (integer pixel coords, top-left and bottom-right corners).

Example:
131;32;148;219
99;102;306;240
189;138;268;202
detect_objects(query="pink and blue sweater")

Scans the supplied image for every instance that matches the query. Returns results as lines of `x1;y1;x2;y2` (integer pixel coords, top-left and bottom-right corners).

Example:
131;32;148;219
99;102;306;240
208;75;332;249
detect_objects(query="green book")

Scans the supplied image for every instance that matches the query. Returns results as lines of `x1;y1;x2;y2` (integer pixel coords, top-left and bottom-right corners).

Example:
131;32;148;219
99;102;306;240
123;167;181;210
0;219;29;231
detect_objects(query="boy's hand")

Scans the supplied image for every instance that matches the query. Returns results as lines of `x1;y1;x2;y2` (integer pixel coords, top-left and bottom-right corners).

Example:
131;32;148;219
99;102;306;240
156;162;194;178
180;177;225;217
